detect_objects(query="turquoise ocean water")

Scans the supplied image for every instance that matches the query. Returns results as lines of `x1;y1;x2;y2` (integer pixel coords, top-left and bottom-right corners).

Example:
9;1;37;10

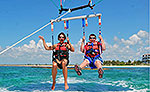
0;66;149;92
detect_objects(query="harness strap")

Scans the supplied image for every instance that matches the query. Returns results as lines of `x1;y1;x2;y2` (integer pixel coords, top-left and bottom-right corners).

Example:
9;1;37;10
85;42;100;56
54;42;69;59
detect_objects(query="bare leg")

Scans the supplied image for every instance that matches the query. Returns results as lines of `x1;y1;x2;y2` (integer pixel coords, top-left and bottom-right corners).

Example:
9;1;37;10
79;59;90;69
51;61;57;90
74;59;89;76
62;59;69;90
95;60;102;69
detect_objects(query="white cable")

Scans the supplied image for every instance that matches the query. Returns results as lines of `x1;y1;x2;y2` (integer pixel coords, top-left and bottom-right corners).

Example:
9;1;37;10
51;13;101;22
0;10;70;55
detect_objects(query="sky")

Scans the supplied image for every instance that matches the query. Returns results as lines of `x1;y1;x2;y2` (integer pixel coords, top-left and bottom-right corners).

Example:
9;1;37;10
0;0;149;64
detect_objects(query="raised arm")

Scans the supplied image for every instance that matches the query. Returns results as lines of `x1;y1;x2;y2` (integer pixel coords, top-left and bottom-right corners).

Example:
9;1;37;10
80;36;85;53
39;36;56;50
98;35;106;51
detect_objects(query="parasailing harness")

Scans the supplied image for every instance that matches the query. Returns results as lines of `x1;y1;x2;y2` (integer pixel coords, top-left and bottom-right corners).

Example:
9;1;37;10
81;15;103;69
52;42;69;69
51;20;70;69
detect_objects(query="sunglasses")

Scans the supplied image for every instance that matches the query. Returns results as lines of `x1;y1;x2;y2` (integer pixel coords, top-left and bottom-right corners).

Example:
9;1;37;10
89;37;96;39
59;37;65;38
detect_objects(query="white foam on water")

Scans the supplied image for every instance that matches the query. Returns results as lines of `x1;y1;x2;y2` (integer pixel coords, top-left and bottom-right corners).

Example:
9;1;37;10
40;74;92;85
0;87;15;92
56;74;64;83
97;80;149;92
113;80;129;87
33;90;83;92
33;90;66;92
39;75;149;92
126;88;149;92
128;85;149;92
43;74;88;84
100;80;132;89
40;81;52;84
42;77;87;84
67;77;87;83
0;87;83;92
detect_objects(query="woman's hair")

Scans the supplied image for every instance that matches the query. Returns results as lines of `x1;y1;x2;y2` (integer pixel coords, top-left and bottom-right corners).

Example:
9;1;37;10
58;32;66;40
89;34;96;39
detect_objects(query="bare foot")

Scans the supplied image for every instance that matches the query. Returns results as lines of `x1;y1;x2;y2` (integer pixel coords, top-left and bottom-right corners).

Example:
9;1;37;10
65;83;69;90
51;81;56;90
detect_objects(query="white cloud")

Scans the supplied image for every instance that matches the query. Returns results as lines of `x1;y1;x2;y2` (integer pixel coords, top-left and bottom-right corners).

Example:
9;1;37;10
129;34;141;43
0;30;149;64
121;34;141;45
113;44;119;48
126;45;130;49
37;40;43;48
114;36;119;42
73;38;83;54
103;30;149;61
145;47;150;51
0;39;52;64
0;39;84;64
137;30;148;38
29;40;36;48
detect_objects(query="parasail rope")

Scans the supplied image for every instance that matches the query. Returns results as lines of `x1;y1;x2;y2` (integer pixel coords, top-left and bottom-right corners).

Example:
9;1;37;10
0;10;71;55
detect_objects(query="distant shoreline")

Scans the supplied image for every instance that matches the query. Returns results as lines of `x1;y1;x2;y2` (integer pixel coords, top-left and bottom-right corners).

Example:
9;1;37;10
0;64;149;70
0;64;149;68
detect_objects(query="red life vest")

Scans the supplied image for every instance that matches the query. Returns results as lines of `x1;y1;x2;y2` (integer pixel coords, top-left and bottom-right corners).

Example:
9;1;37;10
84;41;102;57
55;42;68;51
55;42;68;57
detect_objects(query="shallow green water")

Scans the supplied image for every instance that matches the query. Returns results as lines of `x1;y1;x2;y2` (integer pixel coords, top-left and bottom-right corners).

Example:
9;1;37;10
0;66;149;91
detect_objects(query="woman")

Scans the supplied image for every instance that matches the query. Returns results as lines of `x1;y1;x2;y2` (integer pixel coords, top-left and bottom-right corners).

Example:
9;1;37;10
39;32;74;90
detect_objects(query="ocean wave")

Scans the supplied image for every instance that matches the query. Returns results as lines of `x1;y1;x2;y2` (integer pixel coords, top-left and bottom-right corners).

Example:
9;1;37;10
38;70;149;91
33;90;83;92
41;76;87;84
99;80;132;88
131;88;149;92
98;80;149;92
0;87;15;92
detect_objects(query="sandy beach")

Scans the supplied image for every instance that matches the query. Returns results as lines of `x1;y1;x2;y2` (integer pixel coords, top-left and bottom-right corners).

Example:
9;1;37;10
0;64;149;70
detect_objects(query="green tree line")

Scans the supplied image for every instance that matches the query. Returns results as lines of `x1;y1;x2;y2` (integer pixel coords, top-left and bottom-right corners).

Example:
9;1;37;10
103;60;148;66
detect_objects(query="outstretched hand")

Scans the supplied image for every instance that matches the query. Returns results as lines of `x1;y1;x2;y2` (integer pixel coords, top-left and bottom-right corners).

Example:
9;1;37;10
39;36;44;41
82;36;85;42
98;35;102;40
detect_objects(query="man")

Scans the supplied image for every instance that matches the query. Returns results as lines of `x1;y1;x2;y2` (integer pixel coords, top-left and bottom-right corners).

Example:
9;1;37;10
75;34;106;78
39;32;74;90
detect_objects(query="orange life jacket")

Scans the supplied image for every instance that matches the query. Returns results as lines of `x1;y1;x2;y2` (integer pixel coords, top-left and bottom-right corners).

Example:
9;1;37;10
54;42;69;57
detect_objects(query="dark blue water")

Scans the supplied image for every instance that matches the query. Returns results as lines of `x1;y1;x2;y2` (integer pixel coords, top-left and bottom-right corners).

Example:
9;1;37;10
0;66;149;91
